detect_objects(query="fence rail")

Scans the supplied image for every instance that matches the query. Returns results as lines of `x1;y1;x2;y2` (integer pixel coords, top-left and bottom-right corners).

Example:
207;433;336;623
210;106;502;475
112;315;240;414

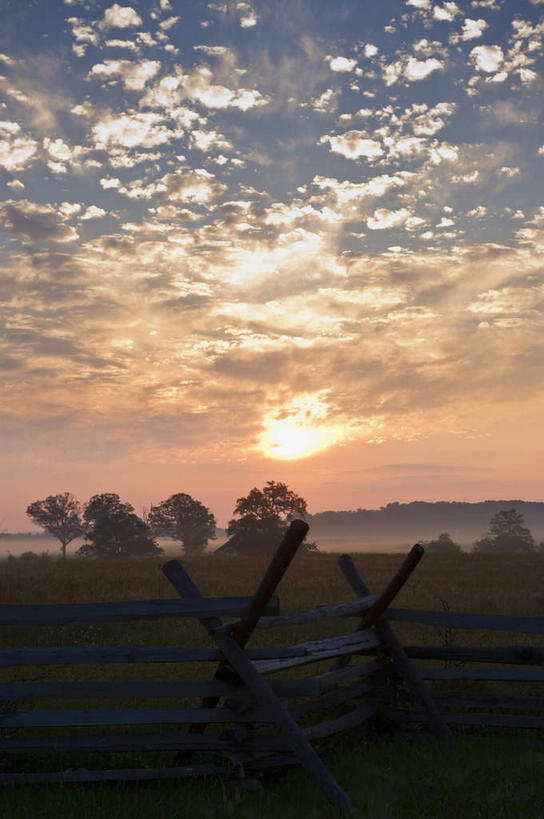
0;596;279;626
386;607;544;635
376;602;544;732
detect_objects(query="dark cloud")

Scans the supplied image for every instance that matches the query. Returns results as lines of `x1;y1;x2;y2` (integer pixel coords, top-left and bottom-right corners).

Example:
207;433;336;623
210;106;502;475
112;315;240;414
1;203;77;244
0;354;23;370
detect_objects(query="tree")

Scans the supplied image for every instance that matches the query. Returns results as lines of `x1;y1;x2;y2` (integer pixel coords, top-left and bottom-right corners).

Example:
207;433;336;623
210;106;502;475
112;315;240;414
473;509;536;554
223;480;312;555
26;493;84;559
421;532;461;554
148;493;216;555
83;493;134;526
77;493;162;558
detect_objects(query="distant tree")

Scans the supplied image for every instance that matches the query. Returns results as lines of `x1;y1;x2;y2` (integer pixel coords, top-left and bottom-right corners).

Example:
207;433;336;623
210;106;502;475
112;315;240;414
421;532;461;554
473;509;536;554
26;493;84;559
148;493;216;555
223;480;312;555
83;493;134;526
79;493;161;558
19;551;40;561
77;495;162;559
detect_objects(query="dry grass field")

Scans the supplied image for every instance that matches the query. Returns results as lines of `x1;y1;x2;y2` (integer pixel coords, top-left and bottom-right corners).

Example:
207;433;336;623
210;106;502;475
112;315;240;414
0;550;543;818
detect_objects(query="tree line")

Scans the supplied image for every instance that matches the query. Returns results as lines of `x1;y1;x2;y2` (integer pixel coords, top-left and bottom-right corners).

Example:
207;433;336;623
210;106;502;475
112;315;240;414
24;481;311;559
422;509;543;554
21;489;543;559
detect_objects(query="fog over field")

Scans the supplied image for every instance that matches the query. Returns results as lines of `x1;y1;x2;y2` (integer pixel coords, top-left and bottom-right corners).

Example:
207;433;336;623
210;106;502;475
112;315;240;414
5;498;544;557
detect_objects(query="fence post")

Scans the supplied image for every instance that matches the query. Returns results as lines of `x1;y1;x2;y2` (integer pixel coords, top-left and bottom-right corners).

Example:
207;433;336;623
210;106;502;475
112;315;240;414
338;553;451;739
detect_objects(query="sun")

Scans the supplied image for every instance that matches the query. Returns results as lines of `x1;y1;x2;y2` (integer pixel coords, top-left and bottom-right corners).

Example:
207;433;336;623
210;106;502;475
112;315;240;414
258;392;350;460
260;420;321;460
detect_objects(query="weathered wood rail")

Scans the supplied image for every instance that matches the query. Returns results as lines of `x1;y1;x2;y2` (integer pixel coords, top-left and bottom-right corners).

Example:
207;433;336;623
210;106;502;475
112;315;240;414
1;522;541;812
360;604;544;730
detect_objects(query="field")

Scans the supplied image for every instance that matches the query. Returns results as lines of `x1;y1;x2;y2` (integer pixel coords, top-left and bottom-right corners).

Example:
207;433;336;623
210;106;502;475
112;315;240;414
0;551;543;818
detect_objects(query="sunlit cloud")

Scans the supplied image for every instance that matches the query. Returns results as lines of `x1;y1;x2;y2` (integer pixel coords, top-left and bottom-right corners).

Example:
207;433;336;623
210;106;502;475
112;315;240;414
99;4;142;30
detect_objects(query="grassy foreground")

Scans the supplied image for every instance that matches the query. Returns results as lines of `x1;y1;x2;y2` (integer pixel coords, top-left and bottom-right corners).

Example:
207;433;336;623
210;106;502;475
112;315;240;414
0;551;543;817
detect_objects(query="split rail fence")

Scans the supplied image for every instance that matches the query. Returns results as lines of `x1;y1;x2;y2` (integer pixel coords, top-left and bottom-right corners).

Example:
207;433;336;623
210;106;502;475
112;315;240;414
379;604;544;730
0;520;542;814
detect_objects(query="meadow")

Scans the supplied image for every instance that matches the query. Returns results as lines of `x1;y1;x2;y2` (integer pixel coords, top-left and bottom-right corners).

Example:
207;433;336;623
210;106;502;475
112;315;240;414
0;550;543;818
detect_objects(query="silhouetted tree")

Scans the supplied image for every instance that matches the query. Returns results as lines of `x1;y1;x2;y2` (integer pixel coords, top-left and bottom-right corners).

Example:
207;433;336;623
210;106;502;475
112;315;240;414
473;509;536;554
224;480;313;554
26;493;84;559
422;532;461;554
77;495;161;558
149;493;216;555
83;493;134;526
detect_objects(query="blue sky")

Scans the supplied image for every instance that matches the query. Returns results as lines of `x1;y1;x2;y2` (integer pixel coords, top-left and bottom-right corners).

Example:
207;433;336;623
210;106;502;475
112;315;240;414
1;0;543;529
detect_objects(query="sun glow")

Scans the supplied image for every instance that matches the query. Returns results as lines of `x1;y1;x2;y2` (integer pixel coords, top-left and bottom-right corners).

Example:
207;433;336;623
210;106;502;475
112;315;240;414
258;392;347;460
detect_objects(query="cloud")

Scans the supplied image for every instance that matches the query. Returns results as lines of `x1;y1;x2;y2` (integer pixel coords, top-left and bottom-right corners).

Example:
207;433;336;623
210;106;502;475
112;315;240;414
0;121;38;171
140;64;269;113
104;38;139;51
183;66;269;110
327;56;358;72
453;18;488;41
66;17;99;48
92;111;180;149
118;168;227;203
189;129;233;152
470;45;504;73
88;60;161;90
310;88;339;113
367;207;411;229
404;57;443;82
236;2;258;27
158;16;180;31
81;205;107;220
320;130;383;160
434;3;461;21
6;179;25;192
382;54;444;85
1;200;79;243
99;4;143;30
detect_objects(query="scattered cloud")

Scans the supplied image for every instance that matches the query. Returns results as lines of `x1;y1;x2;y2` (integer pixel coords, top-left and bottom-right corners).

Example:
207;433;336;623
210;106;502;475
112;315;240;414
1;199;79;243
470;44;504;73
327;56;358;72
320;130;383;160
88;59;161;90
0;121;38;171
99;4;143;31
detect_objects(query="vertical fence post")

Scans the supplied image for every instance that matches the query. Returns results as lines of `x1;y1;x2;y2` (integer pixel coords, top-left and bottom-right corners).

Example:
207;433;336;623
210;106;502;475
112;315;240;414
338;552;451;739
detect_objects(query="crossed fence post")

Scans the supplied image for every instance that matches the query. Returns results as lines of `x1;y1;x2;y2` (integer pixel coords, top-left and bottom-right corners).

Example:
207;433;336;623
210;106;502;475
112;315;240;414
163;520;357;815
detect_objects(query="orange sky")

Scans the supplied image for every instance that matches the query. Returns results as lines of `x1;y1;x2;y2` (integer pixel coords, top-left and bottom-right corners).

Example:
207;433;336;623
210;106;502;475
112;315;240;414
1;1;544;531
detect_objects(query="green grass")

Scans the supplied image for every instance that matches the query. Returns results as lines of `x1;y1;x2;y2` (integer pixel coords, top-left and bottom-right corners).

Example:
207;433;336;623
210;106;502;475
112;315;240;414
1;552;543;817
0;734;542;818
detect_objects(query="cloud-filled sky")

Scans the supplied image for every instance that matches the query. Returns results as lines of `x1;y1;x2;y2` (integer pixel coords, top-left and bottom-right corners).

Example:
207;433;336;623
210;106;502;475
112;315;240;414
1;0;543;530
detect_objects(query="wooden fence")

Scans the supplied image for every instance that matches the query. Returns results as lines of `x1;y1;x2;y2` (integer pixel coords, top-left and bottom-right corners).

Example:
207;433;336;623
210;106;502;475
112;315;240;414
0;522;542;814
378;606;544;729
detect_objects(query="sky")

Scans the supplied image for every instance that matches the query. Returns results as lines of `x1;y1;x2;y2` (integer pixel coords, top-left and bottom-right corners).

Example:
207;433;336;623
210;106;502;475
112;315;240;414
1;0;544;532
